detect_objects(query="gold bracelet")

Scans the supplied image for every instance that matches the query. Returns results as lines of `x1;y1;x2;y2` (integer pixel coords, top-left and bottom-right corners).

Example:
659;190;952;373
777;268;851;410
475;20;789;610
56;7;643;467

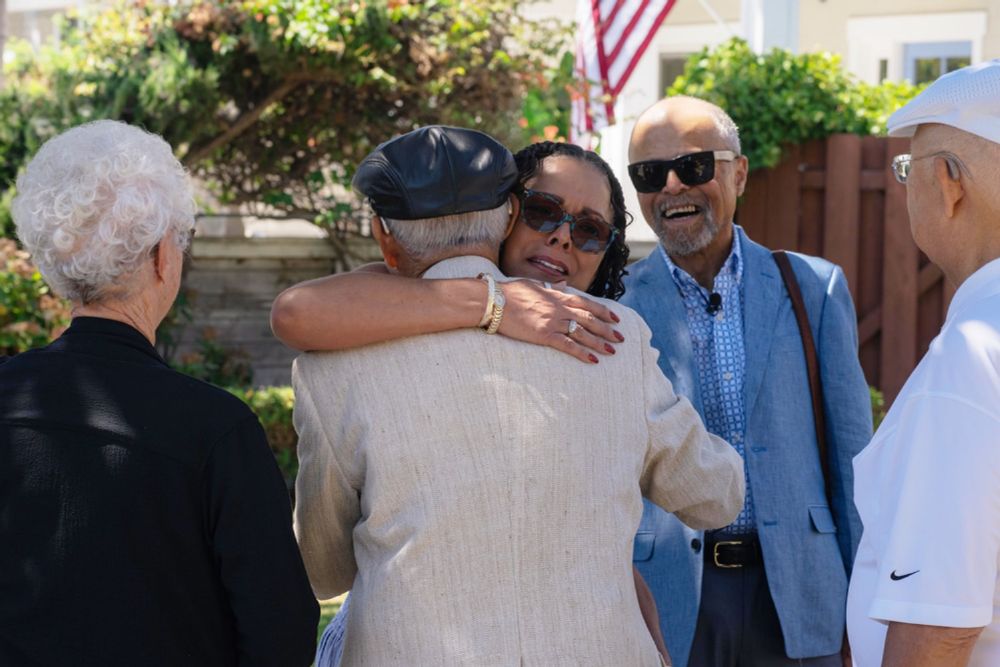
476;273;495;328
485;282;505;334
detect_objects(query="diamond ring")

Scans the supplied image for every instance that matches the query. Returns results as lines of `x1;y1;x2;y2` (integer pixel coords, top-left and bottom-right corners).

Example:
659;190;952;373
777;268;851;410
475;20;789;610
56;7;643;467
567;319;579;336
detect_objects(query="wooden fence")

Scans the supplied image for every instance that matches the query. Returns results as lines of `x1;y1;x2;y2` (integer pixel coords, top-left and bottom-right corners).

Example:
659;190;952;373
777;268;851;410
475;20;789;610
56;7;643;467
735;133;951;404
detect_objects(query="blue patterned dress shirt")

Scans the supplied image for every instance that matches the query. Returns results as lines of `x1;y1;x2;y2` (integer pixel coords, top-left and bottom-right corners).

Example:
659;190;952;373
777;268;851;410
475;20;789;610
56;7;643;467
659;231;755;535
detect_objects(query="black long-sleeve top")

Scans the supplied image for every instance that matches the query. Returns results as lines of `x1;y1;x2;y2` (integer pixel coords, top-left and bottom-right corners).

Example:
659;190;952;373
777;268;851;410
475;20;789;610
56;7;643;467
0;317;318;666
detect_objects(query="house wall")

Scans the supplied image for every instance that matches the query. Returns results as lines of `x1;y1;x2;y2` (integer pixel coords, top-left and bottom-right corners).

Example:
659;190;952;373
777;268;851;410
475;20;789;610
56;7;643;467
800;0;997;63
5;0;87;46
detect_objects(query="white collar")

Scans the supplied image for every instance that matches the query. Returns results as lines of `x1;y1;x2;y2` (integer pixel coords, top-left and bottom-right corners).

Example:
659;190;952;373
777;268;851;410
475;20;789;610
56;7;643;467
945;256;1000;323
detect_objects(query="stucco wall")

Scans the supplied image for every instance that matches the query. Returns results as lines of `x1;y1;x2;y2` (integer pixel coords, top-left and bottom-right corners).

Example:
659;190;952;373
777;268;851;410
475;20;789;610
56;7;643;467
799;0;996;58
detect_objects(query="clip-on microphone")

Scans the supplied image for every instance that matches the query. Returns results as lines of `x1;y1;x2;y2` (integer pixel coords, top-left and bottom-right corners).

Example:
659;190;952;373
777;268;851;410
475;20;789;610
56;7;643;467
705;292;722;315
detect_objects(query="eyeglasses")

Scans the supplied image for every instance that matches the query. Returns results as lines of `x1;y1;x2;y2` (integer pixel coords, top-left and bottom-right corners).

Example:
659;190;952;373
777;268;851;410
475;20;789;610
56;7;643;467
519;189;619;254
892;152;963;184
628;150;737;193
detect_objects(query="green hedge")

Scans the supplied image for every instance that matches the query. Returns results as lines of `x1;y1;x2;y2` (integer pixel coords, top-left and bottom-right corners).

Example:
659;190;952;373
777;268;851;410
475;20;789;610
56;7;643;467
870;386;886;430
227;385;298;492
0;0;563;236
0;238;70;355
669;38;923;170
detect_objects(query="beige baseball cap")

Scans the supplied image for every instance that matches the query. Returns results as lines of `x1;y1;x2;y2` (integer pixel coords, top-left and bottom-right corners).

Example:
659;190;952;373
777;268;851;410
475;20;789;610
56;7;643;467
888;59;1000;143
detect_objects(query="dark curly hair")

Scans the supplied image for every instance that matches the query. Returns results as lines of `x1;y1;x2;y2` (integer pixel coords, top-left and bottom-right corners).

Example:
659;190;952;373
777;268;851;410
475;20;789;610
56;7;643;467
512;142;631;300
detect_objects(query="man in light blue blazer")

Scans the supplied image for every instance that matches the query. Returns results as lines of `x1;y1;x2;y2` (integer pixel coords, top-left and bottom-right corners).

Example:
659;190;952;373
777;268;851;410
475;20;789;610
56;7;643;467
623;96;873;666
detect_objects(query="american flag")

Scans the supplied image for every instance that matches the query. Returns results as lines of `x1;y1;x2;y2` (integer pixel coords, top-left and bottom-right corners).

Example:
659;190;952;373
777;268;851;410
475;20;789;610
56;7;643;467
572;0;678;145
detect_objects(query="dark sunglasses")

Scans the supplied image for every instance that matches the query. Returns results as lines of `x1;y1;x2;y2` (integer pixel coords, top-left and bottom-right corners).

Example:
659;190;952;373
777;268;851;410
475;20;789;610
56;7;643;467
628;150;736;193
518;189;618;254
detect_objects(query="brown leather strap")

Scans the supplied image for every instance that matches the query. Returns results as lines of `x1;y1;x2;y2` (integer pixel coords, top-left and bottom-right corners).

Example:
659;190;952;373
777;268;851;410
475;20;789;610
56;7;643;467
771;250;834;518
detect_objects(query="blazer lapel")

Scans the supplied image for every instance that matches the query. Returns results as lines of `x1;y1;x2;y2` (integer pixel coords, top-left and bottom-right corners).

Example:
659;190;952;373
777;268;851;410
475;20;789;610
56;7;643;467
740;229;783;419
627;253;703;415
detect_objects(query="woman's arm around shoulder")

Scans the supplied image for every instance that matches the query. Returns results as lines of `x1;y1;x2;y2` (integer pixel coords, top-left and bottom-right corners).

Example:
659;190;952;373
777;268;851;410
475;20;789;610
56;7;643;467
270;267;624;362
271;263;486;351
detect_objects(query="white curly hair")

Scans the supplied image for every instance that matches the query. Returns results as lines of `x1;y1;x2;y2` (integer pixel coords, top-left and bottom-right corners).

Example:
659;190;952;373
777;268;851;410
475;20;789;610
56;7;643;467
12;120;196;304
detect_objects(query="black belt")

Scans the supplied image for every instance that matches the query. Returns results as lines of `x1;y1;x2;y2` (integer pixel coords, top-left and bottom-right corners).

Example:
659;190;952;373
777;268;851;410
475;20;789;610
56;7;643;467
705;534;762;568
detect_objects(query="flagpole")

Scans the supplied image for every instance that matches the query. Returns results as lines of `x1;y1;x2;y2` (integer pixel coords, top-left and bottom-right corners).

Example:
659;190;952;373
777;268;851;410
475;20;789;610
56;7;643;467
740;0;765;53
695;0;736;37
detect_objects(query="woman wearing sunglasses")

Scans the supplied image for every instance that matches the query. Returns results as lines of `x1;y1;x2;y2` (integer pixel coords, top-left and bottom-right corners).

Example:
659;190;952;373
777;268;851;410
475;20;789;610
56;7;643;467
272;141;672;665
271;141;630;363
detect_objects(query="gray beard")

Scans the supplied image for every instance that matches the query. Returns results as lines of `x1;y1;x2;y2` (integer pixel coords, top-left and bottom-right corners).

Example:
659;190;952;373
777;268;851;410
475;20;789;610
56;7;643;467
654;210;719;257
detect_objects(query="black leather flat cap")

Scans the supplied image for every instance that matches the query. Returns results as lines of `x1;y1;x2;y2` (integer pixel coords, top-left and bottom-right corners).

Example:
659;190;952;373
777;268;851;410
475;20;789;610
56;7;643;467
352;125;517;220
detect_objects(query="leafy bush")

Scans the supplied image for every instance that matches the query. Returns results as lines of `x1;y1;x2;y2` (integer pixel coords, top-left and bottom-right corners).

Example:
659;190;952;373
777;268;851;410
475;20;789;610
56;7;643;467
236;385;296;453
870;386;886;431
0;239;71;355
519;49;574;144
0;187;15;240
228;385;298;492
669;38;923;170
173;329;254;387
0;58;55;237
0;0;563;239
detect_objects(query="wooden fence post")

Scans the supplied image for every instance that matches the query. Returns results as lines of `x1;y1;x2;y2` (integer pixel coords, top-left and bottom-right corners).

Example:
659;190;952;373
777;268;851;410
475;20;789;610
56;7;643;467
823;134;862;301
879;137;919;403
766;144;802;250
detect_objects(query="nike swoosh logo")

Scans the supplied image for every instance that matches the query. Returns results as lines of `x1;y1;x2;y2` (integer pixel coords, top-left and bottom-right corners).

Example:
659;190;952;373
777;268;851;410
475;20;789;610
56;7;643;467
890;570;920;581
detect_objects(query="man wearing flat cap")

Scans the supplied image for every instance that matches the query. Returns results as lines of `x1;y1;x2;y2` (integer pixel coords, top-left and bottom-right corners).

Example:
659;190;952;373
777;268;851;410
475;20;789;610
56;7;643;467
291;125;745;666
846;60;1000;667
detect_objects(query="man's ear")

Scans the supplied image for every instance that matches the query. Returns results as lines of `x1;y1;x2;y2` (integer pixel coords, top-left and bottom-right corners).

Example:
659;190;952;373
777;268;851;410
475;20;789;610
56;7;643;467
371;216;401;270
733;154;749;197
153;241;170;282
503;194;520;240
935;156;965;219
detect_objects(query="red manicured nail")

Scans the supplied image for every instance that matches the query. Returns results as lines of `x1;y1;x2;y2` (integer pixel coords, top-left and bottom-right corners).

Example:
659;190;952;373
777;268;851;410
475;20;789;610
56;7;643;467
604;343;616;354
610;311;620;323
588;354;599;364
613;330;624;342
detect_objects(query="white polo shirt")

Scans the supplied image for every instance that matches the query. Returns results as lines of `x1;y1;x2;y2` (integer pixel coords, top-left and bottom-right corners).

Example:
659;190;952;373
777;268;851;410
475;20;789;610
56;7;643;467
847;257;1000;667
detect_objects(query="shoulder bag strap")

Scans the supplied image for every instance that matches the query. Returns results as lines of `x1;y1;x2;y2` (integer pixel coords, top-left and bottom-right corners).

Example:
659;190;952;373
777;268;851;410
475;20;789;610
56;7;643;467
771;250;834;517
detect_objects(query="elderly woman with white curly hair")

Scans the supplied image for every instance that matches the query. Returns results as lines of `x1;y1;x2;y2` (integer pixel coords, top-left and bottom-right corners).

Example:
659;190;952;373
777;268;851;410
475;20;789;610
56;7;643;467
0;120;318;666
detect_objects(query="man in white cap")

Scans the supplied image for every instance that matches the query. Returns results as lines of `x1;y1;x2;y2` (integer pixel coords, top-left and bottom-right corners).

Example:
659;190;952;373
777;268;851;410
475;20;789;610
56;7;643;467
846;60;1000;666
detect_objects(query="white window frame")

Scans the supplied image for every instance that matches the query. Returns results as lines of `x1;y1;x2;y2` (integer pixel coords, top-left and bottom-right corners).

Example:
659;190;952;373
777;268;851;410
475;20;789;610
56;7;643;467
903;41;972;84
659;53;690;94
846;12;986;85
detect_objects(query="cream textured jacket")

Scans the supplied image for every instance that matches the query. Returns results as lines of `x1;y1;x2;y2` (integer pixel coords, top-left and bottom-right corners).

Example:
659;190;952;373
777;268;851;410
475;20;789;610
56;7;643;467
293;256;745;667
